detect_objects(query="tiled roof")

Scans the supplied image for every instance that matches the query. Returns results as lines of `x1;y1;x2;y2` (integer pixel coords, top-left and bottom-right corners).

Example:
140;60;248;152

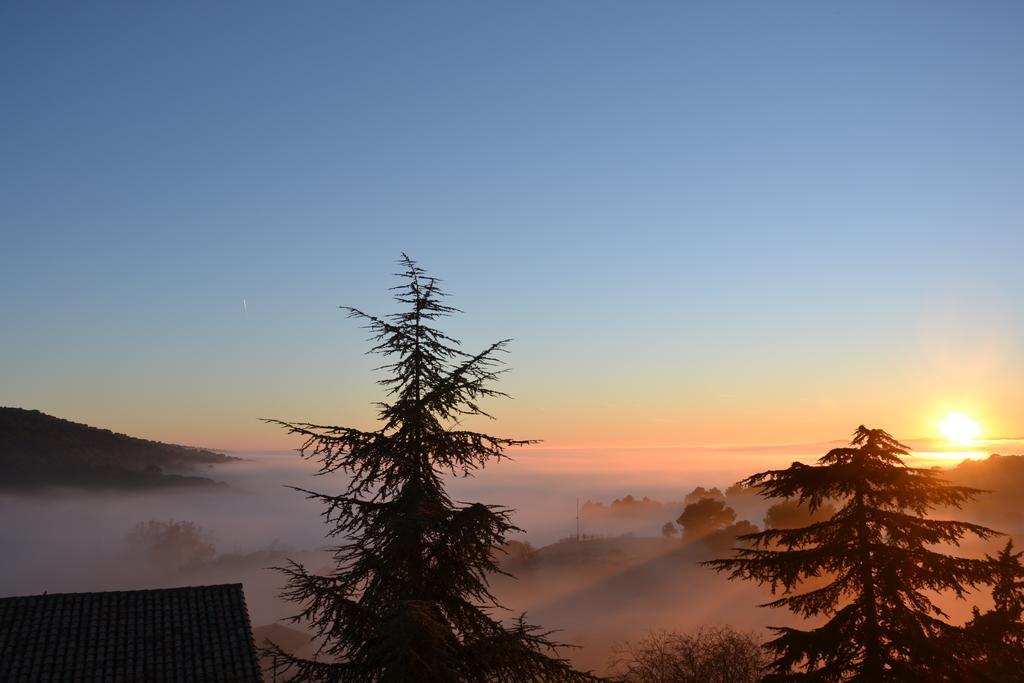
0;583;261;682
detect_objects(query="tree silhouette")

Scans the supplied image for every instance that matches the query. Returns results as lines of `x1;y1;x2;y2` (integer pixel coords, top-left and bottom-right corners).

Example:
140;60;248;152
965;539;1024;680
763;499;837;530
703;519;759;555
704;426;1000;681
611;626;768;683
725;482;758;497
684;486;724;505
124;519;215;571
264;256;595;682
676;498;736;540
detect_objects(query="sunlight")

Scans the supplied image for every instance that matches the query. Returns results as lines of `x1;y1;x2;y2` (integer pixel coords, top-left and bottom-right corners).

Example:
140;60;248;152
938;413;982;445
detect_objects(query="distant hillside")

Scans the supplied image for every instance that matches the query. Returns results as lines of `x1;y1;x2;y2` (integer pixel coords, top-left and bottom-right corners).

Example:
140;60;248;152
945;453;1024;531
0;408;236;491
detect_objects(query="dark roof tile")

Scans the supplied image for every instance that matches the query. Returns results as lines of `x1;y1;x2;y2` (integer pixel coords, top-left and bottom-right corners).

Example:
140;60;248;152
0;584;261;682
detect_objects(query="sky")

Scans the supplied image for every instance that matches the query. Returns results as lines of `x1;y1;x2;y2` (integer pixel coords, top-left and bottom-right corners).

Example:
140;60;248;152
3;2;1024;450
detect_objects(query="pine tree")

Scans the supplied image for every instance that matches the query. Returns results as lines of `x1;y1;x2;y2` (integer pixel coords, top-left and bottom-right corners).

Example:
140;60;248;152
704;426;1000;681
965;539;1024;681
264;256;596;682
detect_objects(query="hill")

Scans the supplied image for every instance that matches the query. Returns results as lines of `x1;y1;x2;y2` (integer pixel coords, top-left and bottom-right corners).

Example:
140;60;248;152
945;453;1024;531
489;535;800;674
0;408;236;491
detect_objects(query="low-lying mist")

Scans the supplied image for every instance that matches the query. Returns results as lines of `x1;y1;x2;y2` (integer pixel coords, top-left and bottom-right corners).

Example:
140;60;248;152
3;443;1020;674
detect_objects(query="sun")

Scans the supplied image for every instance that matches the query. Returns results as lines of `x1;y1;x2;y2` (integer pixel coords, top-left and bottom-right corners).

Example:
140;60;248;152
938;413;982;444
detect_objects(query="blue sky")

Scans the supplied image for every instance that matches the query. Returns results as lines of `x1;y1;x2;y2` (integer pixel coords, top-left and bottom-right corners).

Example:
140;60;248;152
3;2;1023;448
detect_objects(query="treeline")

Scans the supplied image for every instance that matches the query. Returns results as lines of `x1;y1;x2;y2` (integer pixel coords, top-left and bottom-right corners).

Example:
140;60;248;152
582;495;680;518
582;484;832;552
